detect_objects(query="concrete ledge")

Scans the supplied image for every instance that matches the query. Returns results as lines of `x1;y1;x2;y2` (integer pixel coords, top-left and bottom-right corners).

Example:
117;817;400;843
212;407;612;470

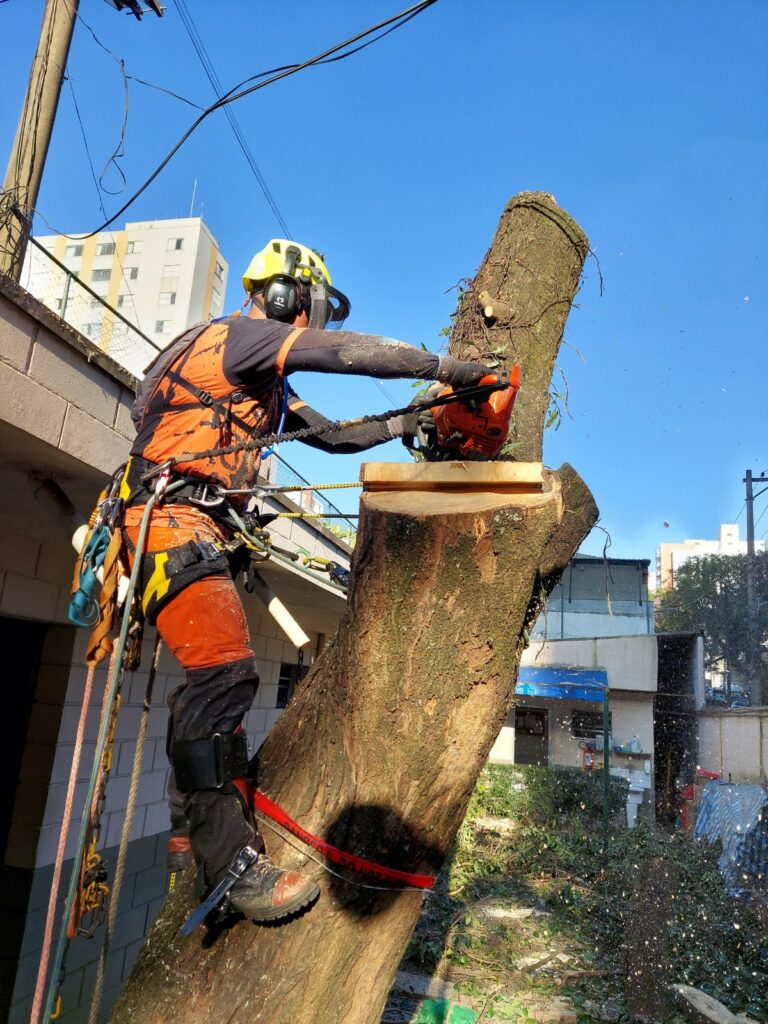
0;273;138;392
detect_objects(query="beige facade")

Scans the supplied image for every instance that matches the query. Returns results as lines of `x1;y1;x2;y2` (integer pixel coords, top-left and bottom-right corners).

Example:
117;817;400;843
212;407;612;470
489;637;662;822
697;707;768;783
656;522;766;590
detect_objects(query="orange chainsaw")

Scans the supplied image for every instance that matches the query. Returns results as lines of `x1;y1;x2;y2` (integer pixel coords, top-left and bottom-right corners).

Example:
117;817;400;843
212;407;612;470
415;367;521;461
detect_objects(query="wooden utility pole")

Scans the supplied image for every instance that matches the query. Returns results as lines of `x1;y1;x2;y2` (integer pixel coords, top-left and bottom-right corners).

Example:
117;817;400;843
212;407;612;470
0;0;80;281
112;193;598;1024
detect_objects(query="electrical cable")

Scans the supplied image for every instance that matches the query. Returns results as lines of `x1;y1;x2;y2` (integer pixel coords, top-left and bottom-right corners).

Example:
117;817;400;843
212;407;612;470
77;10;204;109
66;75;143;330
173;0;405;408
173;0;291;235
33;0;439;239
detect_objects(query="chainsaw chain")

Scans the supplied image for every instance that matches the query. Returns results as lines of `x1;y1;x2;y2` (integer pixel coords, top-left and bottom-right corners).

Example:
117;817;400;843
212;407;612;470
175;399;430;464
175;377;510;466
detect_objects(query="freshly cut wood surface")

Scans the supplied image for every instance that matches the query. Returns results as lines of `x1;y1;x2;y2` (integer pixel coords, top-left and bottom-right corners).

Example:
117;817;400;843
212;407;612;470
360;461;545;492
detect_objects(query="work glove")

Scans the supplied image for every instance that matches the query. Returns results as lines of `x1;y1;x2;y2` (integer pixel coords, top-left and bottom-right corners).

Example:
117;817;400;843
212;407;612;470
393;387;440;450
436;355;496;389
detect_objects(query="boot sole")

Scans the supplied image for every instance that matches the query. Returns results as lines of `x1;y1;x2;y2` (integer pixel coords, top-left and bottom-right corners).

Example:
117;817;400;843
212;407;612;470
232;880;321;923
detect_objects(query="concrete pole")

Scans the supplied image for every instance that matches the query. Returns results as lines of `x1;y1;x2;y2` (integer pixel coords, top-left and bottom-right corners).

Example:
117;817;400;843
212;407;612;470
744;470;768;706
0;0;80;281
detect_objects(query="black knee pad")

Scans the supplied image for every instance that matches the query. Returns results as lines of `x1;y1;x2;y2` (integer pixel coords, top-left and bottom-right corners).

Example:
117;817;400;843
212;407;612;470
171;732;249;792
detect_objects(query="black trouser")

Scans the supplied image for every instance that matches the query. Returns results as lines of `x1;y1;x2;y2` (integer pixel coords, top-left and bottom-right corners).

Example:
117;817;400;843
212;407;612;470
168;657;261;885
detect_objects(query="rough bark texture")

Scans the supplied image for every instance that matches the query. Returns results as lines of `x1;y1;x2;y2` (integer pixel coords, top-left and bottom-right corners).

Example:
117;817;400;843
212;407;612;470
112;192;597;1024
450;191;588;462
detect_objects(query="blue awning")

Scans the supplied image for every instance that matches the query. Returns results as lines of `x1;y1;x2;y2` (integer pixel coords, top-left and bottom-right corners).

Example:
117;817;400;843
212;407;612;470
515;665;608;703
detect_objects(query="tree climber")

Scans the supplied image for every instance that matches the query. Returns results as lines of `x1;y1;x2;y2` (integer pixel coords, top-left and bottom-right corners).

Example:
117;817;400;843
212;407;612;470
121;238;495;923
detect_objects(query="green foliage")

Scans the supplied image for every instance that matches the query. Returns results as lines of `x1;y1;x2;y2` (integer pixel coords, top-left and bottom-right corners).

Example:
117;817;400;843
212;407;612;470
470;764;626;824
403;765;768;1022
655;551;768;678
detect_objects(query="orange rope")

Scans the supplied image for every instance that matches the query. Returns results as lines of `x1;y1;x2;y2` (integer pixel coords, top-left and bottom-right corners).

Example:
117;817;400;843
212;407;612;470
28;657;106;1024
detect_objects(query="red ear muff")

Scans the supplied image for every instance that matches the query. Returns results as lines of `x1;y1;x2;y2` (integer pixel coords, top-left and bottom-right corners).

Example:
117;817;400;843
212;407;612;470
263;275;301;321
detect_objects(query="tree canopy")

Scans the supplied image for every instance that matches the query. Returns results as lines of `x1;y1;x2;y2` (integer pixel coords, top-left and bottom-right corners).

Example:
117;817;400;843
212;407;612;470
655;552;768;699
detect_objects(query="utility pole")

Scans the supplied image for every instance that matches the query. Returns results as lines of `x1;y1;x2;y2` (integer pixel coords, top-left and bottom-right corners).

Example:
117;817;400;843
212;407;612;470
0;0;80;281
744;469;768;706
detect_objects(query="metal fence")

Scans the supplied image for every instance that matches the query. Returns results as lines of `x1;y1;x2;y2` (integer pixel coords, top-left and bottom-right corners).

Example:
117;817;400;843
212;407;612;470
269;452;358;545
20;236;161;378
531;598;654;641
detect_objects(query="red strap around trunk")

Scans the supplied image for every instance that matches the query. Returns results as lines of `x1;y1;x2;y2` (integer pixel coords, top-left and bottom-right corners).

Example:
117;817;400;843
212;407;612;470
252;790;436;890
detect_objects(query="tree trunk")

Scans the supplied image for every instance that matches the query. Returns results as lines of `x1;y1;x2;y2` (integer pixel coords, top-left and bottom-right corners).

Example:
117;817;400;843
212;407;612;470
112;192;597;1024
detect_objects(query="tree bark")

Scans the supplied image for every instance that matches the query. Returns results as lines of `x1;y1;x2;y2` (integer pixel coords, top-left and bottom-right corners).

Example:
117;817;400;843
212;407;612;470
112;192;597;1024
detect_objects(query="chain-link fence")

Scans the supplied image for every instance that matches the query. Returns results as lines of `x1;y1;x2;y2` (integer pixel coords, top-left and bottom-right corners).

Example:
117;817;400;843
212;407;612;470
20;237;161;378
268;453;358;545
531;597;654;641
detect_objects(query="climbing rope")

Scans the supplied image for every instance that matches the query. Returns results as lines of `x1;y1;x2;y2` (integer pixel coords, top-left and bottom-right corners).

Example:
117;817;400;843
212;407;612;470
87;637;163;1024
41;489;163;1024
29;660;104;1024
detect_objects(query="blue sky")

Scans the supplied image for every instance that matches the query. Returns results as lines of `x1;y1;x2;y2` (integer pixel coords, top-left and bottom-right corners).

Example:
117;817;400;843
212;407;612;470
2;0;767;560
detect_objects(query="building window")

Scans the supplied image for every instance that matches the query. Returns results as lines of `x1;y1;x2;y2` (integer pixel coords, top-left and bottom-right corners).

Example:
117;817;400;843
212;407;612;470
95;242;116;256
167;237;184;251
214;261;224;281
126;267;139;280
117;294;132;308
91;269;111;282
162;263;181;277
126;240;143;255
65;244;83;258
158;291;176;306
82;322;101;338
570;709;612;739
155;320;171;334
276;661;309;709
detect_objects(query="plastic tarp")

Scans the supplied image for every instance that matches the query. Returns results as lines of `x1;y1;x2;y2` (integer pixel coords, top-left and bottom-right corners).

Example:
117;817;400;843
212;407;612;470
694;780;768;896
516;665;608;703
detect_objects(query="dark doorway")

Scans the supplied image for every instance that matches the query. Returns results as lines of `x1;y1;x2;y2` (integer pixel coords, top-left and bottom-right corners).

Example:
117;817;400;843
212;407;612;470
514;706;549;766
0;616;47;861
0;617;75;1016
655;634;699;824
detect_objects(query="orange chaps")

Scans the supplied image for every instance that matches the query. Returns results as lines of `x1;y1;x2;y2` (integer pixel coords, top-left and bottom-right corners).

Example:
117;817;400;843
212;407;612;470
123;504;259;881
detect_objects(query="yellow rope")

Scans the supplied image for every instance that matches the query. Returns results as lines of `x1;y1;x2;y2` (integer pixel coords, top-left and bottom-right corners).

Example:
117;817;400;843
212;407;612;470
275;481;361;492
275;512;358;519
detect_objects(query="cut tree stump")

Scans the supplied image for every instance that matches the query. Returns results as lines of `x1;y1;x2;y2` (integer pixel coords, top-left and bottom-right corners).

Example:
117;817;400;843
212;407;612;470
111;192;597;1024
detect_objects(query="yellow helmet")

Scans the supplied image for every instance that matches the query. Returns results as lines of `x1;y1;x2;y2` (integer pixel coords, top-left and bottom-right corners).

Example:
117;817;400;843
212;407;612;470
242;238;350;329
242;238;331;293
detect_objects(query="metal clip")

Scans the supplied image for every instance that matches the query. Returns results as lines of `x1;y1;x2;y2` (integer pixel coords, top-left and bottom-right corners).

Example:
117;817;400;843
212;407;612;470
154;464;173;501
187;483;226;509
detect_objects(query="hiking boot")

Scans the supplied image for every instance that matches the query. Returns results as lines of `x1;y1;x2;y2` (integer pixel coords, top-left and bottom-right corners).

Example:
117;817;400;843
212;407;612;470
228;853;320;922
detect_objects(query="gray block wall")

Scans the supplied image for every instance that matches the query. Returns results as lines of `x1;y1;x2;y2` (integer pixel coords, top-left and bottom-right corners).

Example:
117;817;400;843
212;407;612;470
8;831;170;1024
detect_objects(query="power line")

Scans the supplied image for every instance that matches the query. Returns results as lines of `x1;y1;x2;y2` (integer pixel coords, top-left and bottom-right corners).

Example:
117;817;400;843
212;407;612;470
78;10;203;109
66;74;143;329
173;0;290;235
32;0;439;239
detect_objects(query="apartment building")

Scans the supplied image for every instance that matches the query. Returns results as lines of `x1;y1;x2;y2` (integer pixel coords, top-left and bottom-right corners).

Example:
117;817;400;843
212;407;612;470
21;217;228;373
656;523;766;590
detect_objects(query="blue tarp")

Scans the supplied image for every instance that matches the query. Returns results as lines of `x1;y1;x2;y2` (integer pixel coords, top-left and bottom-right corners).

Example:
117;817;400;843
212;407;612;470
515;665;608;704
694;781;768;896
